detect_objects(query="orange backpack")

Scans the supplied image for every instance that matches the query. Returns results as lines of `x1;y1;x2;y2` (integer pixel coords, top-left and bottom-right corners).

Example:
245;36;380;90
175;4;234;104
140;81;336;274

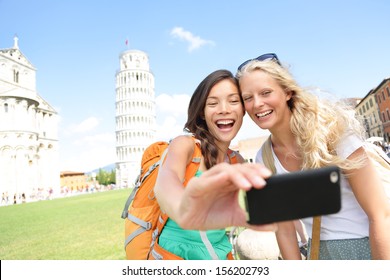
121;137;237;260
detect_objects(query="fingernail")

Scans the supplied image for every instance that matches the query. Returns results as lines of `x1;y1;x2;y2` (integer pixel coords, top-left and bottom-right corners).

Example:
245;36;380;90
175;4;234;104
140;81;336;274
263;168;272;177
240;178;252;188
253;176;266;186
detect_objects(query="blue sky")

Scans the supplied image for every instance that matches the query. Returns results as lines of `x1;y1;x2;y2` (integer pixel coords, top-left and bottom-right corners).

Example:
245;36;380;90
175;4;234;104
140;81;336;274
1;0;389;172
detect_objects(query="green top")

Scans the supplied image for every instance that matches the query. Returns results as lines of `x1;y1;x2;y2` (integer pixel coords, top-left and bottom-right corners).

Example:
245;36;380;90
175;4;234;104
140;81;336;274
158;170;232;260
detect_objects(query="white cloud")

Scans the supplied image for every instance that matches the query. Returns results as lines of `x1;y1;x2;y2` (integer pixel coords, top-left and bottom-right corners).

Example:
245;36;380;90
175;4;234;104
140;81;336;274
61;133;116;172
72;132;115;146
155;116;185;141
155;94;190;141
170;27;215;52
156;93;190;117
156;94;191;141
60;144;116;172
68;117;100;134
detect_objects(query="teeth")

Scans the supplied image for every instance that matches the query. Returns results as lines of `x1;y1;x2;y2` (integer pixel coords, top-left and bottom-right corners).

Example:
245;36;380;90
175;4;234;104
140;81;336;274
257;110;272;118
216;120;234;125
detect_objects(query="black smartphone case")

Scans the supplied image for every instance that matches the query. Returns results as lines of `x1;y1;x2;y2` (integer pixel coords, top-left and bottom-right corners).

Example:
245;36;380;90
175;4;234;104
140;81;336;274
245;166;341;224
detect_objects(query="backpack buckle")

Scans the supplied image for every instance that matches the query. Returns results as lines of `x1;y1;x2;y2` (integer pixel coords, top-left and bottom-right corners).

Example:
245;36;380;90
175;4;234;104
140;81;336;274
152;228;159;240
121;211;128;219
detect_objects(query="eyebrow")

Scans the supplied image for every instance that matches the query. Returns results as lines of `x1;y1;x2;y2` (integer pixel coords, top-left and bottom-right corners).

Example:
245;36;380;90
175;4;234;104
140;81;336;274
208;92;240;99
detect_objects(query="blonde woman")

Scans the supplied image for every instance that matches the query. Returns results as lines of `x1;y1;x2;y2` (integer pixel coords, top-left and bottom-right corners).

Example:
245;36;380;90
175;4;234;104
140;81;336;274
235;53;390;260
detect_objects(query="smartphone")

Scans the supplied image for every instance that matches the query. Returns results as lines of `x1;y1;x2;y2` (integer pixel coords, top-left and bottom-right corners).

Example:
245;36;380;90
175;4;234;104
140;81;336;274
245;166;341;224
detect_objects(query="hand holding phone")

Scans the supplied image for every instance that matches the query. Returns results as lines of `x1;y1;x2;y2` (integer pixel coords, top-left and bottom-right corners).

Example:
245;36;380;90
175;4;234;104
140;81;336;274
245;166;341;225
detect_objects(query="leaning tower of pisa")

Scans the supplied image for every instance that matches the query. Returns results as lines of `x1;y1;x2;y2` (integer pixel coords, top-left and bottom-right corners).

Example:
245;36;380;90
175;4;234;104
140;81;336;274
115;49;156;188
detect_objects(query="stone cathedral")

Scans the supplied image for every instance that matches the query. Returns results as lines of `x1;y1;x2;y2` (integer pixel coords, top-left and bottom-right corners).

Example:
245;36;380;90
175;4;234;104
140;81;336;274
0;37;59;204
115;49;156;188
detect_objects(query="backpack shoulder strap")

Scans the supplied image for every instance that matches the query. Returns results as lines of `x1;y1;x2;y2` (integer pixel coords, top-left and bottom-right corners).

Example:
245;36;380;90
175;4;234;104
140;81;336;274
261;135;276;174
121;183;139;219
364;142;390;166
183;137;202;186
151;136;202;256
227;149;238;164
309;216;322;260
121;142;169;219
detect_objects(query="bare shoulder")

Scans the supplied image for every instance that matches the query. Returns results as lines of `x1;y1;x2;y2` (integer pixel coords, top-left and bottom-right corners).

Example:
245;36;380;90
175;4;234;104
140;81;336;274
170;134;196;149
168;135;197;160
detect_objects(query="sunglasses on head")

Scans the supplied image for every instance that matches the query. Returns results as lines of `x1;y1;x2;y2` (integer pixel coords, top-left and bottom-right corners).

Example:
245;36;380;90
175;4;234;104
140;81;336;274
237;53;281;71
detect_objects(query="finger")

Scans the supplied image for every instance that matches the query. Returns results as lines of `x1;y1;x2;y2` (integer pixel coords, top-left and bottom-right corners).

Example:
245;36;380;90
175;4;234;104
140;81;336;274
228;164;272;190
196;165;252;191
194;163;272;192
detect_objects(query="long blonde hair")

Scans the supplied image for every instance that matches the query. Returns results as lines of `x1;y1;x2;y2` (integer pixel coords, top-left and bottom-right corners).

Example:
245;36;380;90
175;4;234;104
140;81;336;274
236;60;366;170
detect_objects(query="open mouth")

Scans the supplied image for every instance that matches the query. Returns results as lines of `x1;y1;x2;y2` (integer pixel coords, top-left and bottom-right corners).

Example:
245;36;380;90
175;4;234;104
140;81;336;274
256;110;273;119
216;119;235;129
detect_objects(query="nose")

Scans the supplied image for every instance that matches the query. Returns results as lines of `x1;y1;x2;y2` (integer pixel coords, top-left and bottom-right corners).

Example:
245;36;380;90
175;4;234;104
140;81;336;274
253;95;264;108
218;101;231;114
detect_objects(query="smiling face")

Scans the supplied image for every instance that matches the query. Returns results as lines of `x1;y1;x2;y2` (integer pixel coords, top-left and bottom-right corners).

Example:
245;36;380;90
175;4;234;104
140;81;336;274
204;79;244;144
239;70;292;131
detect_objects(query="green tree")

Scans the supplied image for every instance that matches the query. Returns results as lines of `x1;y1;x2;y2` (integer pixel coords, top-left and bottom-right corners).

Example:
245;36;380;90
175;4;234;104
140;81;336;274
109;169;116;185
96;169;116;186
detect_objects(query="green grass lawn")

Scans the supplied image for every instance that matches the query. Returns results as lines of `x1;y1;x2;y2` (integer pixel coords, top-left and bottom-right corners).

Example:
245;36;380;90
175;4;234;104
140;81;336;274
0;188;132;260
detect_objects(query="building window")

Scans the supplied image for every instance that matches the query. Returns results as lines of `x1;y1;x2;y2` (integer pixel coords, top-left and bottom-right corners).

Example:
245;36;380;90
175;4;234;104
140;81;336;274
387;87;390;97
13;70;19;83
